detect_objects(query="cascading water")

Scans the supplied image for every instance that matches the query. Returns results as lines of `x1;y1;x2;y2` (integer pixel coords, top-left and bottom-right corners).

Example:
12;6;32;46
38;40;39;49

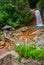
35;10;43;26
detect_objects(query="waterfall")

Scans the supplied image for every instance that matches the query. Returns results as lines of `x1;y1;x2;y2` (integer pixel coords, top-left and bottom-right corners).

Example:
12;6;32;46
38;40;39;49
35;10;43;26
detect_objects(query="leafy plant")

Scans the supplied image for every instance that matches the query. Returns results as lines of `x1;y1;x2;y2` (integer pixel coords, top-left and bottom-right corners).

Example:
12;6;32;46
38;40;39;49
16;56;22;61
0;11;9;28
0;31;2;40
0;0;34;28
7;19;20;27
14;44;44;60
0;4;20;28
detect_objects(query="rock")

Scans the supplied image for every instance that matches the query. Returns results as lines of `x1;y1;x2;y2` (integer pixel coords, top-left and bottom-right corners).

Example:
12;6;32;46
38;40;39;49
21;58;30;63
33;36;38;40
2;25;15;30
32;60;42;65
21;58;42;65
2;25;11;30
10;51;19;58
27;41;34;45
16;27;29;32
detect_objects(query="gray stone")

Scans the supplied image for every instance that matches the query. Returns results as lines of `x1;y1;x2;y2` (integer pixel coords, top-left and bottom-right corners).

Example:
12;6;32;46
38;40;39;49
21;58;30;63
2;25;12;30
0;51;44;65
16;27;29;32
2;25;15;30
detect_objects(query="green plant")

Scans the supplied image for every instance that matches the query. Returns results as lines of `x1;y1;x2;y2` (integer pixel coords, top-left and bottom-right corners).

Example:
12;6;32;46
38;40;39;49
14;44;44;60
23;11;33;25
0;11;9;28
16;56;22;61
20;10;33;25
36;0;44;8
0;1;34;28
0;4;20;28
0;31;2;40
36;0;44;16
29;49;41;59
7;19;20;27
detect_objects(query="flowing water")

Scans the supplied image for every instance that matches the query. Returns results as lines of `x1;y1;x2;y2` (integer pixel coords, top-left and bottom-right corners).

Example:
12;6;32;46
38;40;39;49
35;10;43;26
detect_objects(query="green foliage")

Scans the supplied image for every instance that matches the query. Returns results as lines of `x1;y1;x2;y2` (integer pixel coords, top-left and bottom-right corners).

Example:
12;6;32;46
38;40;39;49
0;0;16;7
15;0;33;25
21;11;33;25
36;0;44;16
36;0;44;9
16;56;22;61
0;11;9;28
0;31;2;39
0;0;33;28
7;19;20;27
0;31;2;36
14;44;44;60
1;4;19;13
0;4;20;28
16;0;29;8
0;0;7;7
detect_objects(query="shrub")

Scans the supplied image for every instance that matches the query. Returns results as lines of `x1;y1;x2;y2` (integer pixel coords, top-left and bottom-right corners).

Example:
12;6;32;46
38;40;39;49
7;19;20;27
20;11;33;25
0;2;33;28
0;4;20;28
0;11;9;28
14;44;44;60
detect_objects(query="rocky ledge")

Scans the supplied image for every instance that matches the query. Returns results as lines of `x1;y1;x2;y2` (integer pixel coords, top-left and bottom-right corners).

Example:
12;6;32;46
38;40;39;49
0;51;44;65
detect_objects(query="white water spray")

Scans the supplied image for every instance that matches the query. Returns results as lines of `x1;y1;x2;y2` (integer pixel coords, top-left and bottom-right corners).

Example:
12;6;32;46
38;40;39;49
35;10;43;26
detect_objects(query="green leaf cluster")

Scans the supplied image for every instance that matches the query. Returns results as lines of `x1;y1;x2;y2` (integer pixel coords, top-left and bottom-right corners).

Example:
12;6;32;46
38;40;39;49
14;44;44;60
0;0;33;28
